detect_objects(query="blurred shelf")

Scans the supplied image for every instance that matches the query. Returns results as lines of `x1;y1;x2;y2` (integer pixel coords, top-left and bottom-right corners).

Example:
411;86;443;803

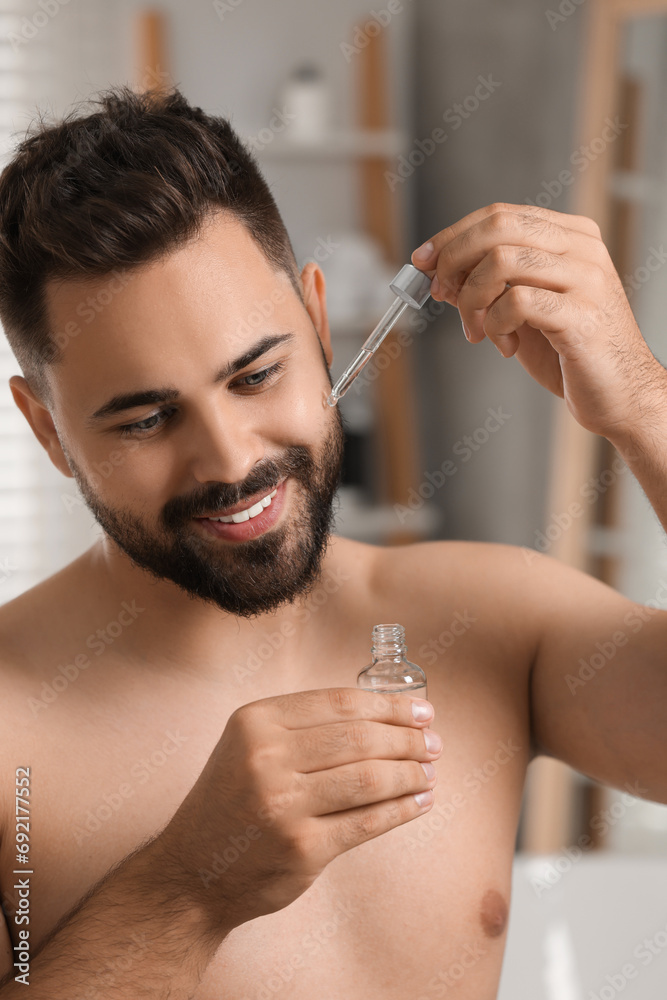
609;169;665;204
333;486;442;544
246;129;408;160
587;523;627;559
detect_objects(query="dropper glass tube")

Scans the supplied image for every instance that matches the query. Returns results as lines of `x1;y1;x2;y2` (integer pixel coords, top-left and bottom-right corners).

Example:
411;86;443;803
357;623;428;697
326;298;410;407
326;263;432;407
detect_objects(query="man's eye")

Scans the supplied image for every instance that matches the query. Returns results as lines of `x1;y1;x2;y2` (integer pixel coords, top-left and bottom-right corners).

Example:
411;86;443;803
118;409;174;438
117;362;286;438
235;361;286;389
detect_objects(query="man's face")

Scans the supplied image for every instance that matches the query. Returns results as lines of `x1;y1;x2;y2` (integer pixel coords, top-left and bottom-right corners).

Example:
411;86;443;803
39;211;345;617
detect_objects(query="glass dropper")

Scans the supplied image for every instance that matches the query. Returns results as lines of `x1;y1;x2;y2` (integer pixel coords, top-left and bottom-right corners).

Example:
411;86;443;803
326;263;432;407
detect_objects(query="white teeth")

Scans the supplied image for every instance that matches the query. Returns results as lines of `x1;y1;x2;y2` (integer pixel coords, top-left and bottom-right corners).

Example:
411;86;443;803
207;487;279;524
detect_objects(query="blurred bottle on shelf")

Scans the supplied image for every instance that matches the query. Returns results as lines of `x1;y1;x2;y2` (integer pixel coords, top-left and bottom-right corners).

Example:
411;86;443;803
279;64;331;143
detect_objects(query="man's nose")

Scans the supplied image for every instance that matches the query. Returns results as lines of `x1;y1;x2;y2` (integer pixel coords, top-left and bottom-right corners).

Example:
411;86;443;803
185;403;266;485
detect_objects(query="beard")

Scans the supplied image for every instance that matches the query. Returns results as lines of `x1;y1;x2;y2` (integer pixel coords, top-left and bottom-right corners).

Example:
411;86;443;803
66;407;345;618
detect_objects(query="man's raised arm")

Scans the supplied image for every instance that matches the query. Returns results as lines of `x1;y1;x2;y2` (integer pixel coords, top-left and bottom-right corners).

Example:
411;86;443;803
410;202;667;801
411;202;667;523
523;550;667;806
606;395;667;537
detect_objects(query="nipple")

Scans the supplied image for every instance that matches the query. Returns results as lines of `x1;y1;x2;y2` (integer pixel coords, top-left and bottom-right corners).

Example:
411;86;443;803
479;888;508;938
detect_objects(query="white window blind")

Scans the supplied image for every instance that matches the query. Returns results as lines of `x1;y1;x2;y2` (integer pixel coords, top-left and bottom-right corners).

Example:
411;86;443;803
0;0;117;606
0;5;47;604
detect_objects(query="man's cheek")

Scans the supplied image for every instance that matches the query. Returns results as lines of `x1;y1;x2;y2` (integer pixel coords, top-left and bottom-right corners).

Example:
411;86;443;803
277;383;329;440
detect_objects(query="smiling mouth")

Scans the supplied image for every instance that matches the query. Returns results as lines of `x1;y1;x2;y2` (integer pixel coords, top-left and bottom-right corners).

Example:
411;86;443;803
199;488;278;524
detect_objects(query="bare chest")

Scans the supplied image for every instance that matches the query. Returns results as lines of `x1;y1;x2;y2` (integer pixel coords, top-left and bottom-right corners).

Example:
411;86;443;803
1;645;528;999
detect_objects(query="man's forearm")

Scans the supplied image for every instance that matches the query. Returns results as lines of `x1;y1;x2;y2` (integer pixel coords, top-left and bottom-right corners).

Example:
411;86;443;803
0;836;225;999
607;358;667;536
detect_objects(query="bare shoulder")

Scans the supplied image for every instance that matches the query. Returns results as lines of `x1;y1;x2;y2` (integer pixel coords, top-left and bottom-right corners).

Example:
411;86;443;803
367;537;640;672
332;533;534;586
0;560;82;736
370;536;537;601
368;538;554;665
371;536;523;573
0;550;99;843
0;550;93;660
362;539;543;757
370;535;611;604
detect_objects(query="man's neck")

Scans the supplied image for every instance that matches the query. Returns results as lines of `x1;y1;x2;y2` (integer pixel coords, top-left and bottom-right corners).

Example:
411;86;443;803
81;532;350;683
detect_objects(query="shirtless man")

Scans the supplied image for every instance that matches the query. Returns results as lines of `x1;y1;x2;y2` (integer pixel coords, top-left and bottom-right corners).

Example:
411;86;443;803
0;85;665;1000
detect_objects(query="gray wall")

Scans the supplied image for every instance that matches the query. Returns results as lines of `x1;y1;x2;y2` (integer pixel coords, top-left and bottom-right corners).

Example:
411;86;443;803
410;0;586;546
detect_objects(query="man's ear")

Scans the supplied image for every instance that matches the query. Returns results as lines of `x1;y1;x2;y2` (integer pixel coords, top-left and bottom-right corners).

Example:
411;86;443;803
300;262;333;367
8;375;73;478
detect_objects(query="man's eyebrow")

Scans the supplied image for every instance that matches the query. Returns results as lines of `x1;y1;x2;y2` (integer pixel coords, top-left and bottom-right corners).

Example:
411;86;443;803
86;332;295;425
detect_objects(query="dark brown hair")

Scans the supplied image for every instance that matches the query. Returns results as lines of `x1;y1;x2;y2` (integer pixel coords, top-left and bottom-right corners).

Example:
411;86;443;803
0;84;302;406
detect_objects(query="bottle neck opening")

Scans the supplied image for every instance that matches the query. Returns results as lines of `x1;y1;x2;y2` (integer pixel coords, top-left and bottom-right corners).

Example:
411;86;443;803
371;623;407;659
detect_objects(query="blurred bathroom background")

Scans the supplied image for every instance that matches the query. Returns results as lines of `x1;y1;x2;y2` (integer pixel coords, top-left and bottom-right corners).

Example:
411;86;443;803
1;1;666;996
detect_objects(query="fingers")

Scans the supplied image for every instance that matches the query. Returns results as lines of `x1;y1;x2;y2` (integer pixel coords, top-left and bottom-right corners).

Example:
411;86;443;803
481;285;588;359
506;325;565;396
290;719;443;773
457;246;603;344
412;202;602;267
320;787;435;853
410;203;605;306
434;220;600;303
298;758;437;816
266;686;434;732
485;284;578;339
459;244;567;345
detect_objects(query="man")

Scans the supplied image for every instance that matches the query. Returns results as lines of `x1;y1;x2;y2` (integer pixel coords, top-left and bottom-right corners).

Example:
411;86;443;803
0;84;664;999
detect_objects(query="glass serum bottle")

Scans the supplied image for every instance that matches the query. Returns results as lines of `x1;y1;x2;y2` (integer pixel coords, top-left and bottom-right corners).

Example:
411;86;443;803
357;623;428;697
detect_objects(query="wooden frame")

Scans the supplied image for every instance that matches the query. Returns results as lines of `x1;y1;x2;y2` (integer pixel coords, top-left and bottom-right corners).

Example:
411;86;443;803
136;10;169;93
357;27;424;545
521;0;667;853
573;0;667;228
